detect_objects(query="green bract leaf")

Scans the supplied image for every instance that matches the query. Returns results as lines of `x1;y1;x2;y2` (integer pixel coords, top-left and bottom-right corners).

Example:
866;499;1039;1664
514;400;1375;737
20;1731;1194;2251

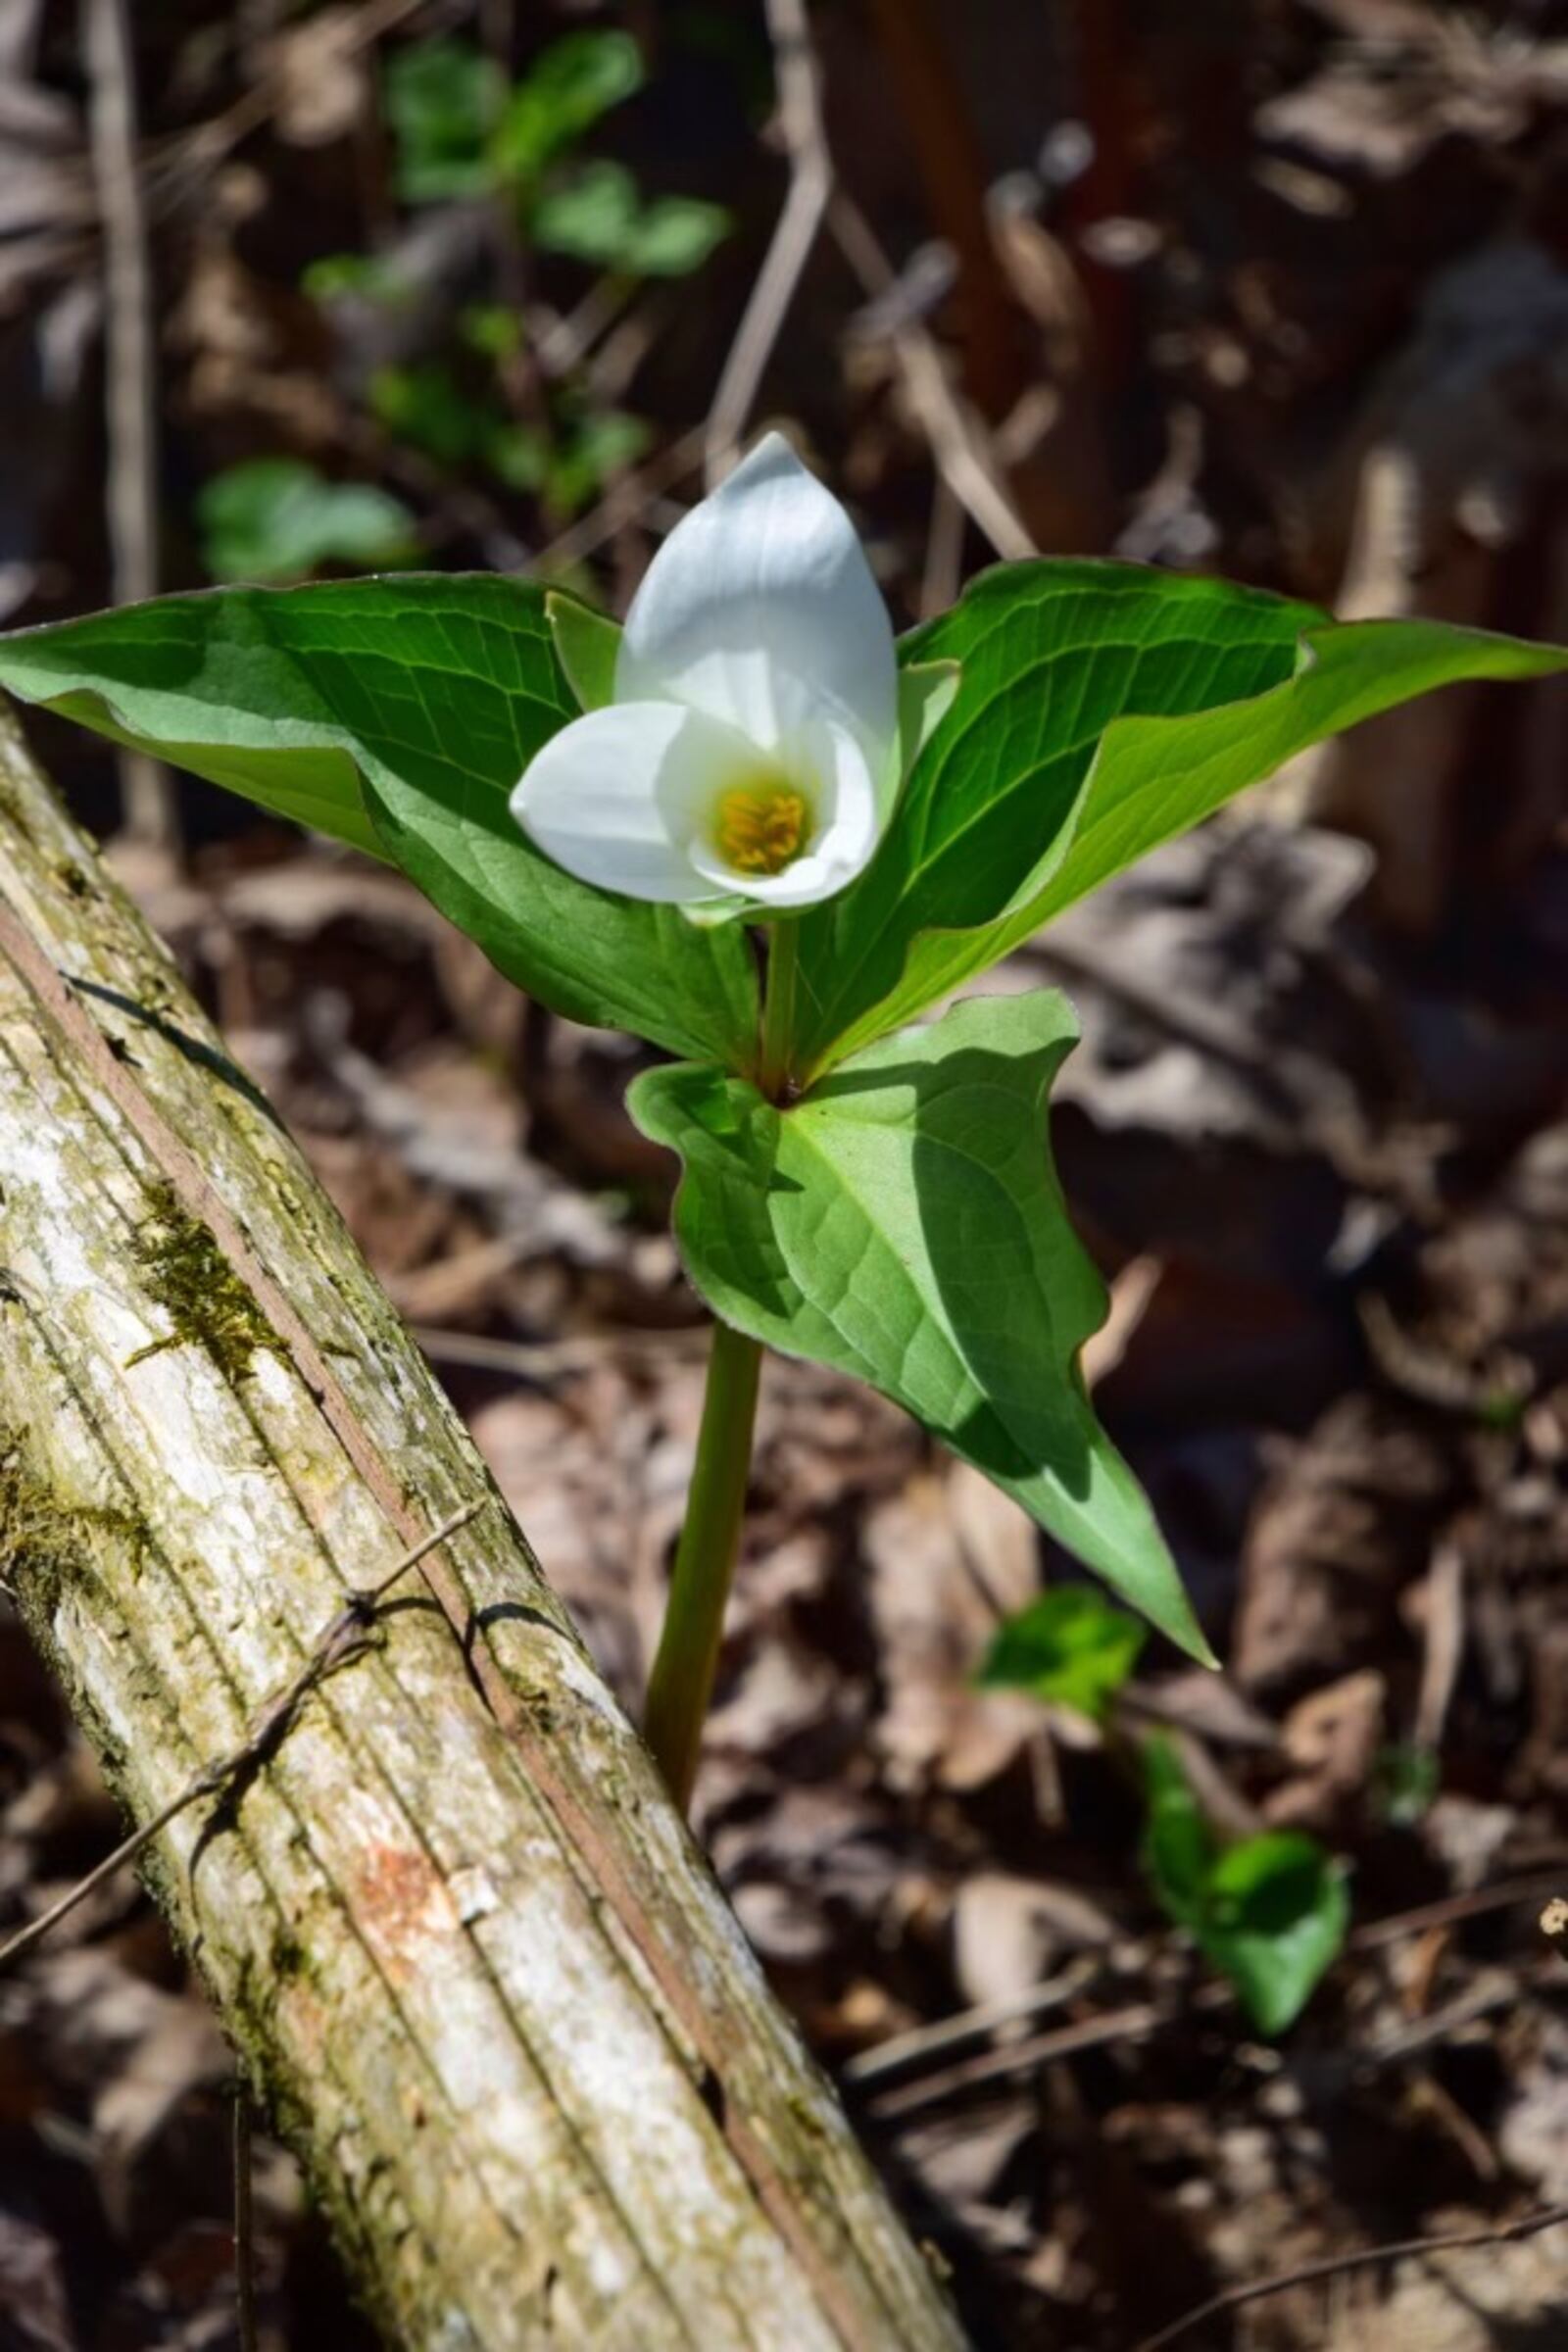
978;1586;1147;1720
795;563;1568;1074
547;592;619;711
0;577;759;1064
629;989;1210;1658
1143;1738;1348;2034
898;659;960;775
197;460;417;585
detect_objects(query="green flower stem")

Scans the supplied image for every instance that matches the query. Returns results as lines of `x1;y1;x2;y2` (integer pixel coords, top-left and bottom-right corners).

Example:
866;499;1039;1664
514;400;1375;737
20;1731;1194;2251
758;919;801;1100
642;1316;762;1808
643;924;801;1807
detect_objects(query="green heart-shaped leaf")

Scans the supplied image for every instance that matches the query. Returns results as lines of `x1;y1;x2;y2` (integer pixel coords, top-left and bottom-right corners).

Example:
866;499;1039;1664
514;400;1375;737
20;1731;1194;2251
630;989;1210;1658
979;1586;1148;1720
1143;1737;1348;2034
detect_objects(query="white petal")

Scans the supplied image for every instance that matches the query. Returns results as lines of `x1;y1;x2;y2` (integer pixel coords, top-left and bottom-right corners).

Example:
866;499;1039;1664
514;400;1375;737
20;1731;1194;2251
512;701;760;904
687;718;881;908
617;432;898;765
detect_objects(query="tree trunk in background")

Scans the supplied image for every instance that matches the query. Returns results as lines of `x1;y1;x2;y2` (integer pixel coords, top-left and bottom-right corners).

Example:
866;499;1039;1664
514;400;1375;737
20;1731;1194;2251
0;710;964;2352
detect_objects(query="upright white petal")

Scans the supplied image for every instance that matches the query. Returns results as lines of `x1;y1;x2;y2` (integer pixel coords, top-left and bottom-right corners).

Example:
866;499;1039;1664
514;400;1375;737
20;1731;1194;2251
513;701;753;904
617;433;899;767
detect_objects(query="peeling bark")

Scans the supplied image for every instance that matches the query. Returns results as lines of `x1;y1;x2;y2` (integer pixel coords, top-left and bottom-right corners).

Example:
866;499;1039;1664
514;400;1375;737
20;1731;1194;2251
0;713;964;2352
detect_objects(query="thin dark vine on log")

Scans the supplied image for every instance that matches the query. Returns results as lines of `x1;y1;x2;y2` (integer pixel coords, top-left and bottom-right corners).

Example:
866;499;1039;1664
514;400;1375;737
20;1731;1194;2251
0;1501;485;1974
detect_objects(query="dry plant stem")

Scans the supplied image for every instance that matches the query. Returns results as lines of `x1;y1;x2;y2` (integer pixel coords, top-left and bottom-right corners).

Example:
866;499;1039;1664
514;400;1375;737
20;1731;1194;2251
1131;2201;1568;2352
827;194;1036;562
642;1319;763;1810
233;2090;259;2352
705;0;830;485
81;0;177;855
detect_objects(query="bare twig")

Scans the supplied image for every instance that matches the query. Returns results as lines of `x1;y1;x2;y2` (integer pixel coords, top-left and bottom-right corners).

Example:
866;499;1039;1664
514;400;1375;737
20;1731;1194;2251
865;2000;1164;2121
532;425;708;574
146;0;429;213
1348;1867;1568;1953
919;474;965;618
1082;1253;1163;1390
829;193;1036;560
706;0;1035;555
863;1868;1568;2119
1358;1972;1528;2069
843;1959;1098;2087
413;1323;708;1380
1131;2201;1568;2352
81;0;176;853
705;0;831;486
1414;1540;1466;1753
863;0;1020;419
0;1501;484;1974
234;2088;259;2352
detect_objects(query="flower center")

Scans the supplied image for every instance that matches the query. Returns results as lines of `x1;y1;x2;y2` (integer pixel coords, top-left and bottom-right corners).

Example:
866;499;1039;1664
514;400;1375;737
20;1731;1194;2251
712;779;811;876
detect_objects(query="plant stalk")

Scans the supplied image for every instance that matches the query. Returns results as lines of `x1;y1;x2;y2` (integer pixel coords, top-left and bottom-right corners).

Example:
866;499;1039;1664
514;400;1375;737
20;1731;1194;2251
643;925;800;1808
759;918;801;1100
642;1317;763;1808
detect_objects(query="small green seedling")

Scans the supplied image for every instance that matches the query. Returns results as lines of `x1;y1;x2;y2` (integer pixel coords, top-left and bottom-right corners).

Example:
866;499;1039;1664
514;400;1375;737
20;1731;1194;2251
0;433;1561;1808
386;29;729;273
982;1589;1344;2029
197;460;417;587
978;1586;1147;1722
330;31;729;525
1143;1736;1348;2034
1371;1740;1441;1829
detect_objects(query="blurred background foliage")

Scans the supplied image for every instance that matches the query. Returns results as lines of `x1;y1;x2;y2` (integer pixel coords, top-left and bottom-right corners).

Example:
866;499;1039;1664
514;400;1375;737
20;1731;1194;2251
1;4;1567;2348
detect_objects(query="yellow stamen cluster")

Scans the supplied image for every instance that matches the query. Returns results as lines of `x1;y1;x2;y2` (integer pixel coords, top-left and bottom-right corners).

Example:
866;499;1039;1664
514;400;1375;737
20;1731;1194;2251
713;782;809;876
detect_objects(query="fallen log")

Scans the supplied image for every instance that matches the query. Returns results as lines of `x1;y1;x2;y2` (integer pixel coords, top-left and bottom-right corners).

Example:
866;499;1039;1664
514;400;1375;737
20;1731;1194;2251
0;710;964;2352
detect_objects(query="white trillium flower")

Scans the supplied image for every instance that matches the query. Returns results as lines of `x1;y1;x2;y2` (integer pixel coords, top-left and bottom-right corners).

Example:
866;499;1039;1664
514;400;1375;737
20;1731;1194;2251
512;433;901;913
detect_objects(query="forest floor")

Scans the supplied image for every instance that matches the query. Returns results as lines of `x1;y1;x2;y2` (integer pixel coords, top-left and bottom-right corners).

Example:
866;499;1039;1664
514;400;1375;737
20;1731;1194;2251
1;3;1567;2347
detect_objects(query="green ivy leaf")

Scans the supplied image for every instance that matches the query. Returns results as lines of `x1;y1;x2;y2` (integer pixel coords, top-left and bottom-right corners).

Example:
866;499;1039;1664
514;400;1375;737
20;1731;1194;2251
0;577;758;1064
492;29;643;185
385;38;506;205
795;563;1568;1075
1143;1737;1348;2034
978;1586;1147;1720
533;161;730;278
629;990;1210;1658
369;363;490;468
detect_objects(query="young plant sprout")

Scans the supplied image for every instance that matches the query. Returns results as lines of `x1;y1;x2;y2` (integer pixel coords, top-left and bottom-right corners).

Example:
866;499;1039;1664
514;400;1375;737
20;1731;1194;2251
0;433;1561;1809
